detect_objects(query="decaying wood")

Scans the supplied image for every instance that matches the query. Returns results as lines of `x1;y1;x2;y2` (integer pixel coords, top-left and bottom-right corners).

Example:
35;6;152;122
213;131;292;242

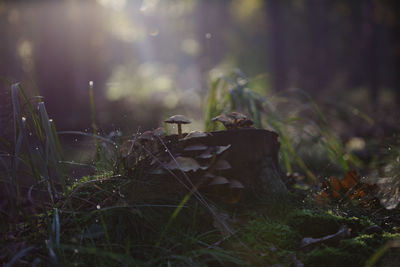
123;128;287;202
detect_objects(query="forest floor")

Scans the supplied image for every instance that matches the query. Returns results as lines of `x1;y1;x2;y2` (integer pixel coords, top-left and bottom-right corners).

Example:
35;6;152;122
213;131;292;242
2;132;400;267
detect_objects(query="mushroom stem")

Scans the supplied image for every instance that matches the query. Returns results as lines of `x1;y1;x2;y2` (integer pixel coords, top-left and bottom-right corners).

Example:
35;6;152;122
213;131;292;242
177;123;182;139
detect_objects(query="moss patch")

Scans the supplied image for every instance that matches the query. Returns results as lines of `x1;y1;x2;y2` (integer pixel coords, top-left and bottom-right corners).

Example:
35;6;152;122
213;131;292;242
300;232;400;267
286;209;372;238
233;217;301;266
286;209;343;237
302;246;358;267
240;217;301;250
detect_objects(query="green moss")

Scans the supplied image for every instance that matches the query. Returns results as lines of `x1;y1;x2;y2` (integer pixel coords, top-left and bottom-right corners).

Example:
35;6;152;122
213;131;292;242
337;236;376;266
342;216;373;233
66;171;114;193
286;209;372;238
286;209;343;237
301;232;400;267
240;217;301;250
233;217;300;266
302;246;360;267
382;232;400;240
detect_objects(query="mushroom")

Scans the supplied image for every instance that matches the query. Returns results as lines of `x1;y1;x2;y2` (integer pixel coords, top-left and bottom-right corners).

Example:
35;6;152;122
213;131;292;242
197;149;214;159
165;156;200;172
184;144;209;152
183;143;210;159
139;130;154;142
153;127;166;139
199;164;210;171
213;112;254;129
164;115;191;139
214;159;231;171
204;172;216;179
212;114;231;124
208;176;230;186
229;179;244;189
197;144;231;160
227;112;247;122
227;112;255;128
208;176;230;196
212;114;235;130
180;130;209;141
214;144;231;155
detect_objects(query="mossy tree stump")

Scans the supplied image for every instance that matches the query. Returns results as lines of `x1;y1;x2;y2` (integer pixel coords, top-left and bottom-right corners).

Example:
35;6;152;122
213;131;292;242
124;128;288;202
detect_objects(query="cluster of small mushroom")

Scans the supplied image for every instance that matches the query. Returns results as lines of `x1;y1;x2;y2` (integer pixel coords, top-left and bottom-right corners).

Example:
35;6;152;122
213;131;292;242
158;114;245;203
120;114;246;203
212;112;254;130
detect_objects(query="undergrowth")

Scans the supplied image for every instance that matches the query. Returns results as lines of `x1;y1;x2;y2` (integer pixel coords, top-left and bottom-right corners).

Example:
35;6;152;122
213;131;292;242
204;70;368;181
0;78;399;266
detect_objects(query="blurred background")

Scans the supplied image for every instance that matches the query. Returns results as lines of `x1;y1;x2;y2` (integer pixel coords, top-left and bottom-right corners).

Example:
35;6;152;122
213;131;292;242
0;0;399;140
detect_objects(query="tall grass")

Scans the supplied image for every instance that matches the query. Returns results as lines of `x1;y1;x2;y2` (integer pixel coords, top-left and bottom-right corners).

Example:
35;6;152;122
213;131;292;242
204;70;363;183
1;83;68;218
0;83;71;263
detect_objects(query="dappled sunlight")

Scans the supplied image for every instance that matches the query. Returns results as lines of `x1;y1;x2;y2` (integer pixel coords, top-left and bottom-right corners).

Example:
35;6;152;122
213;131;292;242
97;0;127;11
2;1;400;266
230;0;264;22
17;39;34;73
105;62;177;105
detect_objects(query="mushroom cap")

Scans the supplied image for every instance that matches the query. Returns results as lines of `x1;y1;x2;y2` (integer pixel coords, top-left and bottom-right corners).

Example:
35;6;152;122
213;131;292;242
197;145;231;159
184;143;209;151
214;144;231;155
228;112;248;121
214;159;231;170
165;156;200;172
164;115;191;124
197;150;214;159
139;130;154;141
208;176;230;186
229;179;245;189
204;172;216;178
181;130;209;140
212;114;232;123
199;164;209;170
153;127;166;137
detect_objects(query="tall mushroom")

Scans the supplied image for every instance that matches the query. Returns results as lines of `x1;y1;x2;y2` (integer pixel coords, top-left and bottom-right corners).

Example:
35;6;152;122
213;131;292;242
164;115;191;139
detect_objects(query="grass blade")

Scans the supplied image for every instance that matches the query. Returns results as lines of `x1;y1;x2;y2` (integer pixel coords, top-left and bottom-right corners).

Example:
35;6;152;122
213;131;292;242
52;208;60;245
4;246;35;267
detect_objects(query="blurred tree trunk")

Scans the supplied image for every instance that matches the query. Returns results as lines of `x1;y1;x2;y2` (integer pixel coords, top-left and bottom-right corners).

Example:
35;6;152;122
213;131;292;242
266;0;287;91
364;0;380;108
195;1;231;92
393;1;400;106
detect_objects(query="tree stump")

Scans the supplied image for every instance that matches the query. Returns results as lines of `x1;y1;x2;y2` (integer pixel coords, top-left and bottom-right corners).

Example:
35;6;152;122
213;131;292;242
123;128;288;202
